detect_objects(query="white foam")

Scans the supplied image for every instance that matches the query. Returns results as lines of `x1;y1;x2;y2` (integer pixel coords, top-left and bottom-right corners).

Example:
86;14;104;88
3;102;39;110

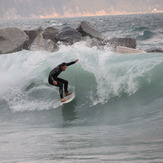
0;51;61;111
0;43;163;111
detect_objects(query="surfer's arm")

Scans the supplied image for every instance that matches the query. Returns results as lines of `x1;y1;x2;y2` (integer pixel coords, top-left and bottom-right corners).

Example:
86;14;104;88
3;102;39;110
66;59;79;66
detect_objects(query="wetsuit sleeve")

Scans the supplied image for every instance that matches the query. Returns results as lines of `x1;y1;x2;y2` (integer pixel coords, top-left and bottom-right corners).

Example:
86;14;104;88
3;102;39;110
49;74;55;81
66;61;76;66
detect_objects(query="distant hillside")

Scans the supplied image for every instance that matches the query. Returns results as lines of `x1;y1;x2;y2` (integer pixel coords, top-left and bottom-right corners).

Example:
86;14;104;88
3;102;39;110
0;0;162;19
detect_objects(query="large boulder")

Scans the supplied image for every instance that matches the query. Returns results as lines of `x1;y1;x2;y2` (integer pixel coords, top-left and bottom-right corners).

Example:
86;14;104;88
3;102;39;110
24;27;42;50
77;21;103;40
55;27;82;44
107;38;136;49
145;47;163;53
116;46;146;54
30;32;58;52
42;27;59;42
0;27;29;54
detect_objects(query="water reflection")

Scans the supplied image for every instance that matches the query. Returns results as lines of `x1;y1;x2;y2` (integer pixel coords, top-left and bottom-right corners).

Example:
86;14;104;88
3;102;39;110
61;101;77;124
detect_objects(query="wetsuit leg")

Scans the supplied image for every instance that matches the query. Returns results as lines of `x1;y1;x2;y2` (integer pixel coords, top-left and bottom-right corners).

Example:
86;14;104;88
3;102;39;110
57;81;64;98
57;78;68;93
48;76;68;99
48;76;64;98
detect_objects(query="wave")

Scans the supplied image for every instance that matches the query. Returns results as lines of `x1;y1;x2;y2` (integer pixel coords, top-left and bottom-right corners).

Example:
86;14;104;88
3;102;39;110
132;26;149;32
0;43;163;112
136;30;155;40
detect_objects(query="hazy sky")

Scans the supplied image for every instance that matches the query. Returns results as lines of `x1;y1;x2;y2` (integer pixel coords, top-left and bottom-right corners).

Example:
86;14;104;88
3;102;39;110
0;0;163;19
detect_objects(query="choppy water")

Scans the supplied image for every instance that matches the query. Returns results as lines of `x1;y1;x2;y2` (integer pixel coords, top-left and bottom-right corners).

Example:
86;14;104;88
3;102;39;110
0;13;163;162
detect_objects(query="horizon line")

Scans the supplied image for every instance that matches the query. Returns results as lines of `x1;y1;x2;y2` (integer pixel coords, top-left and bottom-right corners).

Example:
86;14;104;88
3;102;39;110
1;10;163;20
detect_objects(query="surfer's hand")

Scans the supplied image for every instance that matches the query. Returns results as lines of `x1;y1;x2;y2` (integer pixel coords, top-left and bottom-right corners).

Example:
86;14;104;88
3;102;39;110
53;81;57;85
75;59;79;62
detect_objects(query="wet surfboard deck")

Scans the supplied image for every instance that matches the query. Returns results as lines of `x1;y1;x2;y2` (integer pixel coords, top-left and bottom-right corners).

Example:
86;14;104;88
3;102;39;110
61;92;75;104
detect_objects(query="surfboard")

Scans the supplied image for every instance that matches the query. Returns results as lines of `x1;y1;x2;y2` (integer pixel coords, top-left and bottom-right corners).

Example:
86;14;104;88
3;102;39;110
61;92;75;104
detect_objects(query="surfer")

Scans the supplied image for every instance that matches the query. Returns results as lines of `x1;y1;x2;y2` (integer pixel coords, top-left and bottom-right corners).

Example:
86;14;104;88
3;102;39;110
48;59;79;102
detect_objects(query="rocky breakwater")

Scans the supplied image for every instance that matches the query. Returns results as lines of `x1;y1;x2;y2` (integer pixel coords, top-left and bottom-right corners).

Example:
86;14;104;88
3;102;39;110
0;21;162;55
0;27;29;54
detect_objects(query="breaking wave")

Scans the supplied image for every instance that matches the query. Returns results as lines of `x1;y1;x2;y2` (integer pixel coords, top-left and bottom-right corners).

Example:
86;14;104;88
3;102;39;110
0;42;163;112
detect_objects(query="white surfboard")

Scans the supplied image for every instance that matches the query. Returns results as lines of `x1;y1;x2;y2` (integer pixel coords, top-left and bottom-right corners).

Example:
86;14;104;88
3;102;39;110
61;92;75;104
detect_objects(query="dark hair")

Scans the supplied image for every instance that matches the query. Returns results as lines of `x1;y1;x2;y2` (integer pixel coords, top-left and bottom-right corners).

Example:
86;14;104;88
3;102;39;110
60;62;67;67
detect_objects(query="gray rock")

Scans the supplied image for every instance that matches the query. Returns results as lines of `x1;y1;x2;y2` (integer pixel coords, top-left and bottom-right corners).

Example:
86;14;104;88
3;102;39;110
0;36;5;41
30;32;58;52
0;27;29;54
106;38;136;49
116;46;146;54
42;27;59;42
55;27;82;44
82;36;103;48
77;21;103;40
145;47;163;53
24;27;42;50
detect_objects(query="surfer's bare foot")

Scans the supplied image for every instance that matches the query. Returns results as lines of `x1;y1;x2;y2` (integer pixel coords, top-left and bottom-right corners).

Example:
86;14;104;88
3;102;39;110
61;98;67;102
65;92;72;96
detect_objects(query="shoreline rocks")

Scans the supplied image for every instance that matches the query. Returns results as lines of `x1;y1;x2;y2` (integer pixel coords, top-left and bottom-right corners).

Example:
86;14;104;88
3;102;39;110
0;21;162;55
55;27;82;44
116;46;146;54
0;27;29;54
77;21;104;40
107;38;136;49
42;27;59;41
24;27;42;50
29;32;58;52
145;47;163;53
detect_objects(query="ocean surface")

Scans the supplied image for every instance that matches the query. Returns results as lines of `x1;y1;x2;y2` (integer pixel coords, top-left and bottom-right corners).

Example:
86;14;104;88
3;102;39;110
0;13;163;163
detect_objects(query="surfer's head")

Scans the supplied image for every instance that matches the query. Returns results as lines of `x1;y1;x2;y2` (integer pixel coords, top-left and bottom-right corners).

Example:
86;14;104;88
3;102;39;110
60;62;67;71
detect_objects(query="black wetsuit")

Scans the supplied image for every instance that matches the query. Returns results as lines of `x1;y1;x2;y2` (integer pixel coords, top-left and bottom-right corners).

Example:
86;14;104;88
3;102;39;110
48;61;76;98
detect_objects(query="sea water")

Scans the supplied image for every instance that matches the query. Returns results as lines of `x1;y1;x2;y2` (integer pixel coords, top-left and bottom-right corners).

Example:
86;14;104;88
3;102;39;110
0;13;163;162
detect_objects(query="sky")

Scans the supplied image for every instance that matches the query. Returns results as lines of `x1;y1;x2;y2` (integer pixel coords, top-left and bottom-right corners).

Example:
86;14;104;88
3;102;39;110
0;0;163;19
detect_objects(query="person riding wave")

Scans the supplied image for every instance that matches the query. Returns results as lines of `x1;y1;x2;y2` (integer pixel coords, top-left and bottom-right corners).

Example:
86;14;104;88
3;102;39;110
48;59;79;102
